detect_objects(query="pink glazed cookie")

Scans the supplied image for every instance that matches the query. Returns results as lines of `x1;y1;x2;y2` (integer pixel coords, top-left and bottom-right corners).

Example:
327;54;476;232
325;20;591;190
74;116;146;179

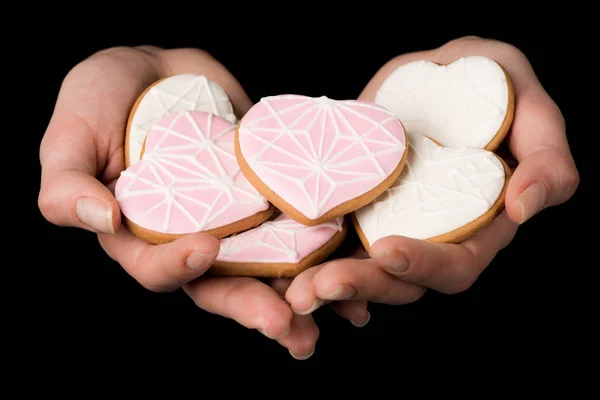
210;213;347;278
115;110;274;244
236;95;408;226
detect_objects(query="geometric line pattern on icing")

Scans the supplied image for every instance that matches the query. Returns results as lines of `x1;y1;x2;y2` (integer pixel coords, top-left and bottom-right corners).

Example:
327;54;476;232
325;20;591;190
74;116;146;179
354;134;506;245
216;214;344;264
375;56;509;149
115;110;269;234
238;95;407;219
128;74;236;165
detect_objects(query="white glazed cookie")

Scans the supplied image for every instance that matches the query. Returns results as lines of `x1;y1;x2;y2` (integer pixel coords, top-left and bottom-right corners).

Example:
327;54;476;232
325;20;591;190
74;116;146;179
125;74;236;166
352;134;511;250
374;56;515;151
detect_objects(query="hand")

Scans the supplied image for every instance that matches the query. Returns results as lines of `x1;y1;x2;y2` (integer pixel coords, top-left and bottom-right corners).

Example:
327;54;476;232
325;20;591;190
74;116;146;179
285;36;579;310
38;46;368;359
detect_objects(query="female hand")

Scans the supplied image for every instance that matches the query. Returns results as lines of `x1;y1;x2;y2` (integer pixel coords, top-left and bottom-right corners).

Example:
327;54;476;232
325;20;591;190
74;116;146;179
285;36;580;312
38;46;368;359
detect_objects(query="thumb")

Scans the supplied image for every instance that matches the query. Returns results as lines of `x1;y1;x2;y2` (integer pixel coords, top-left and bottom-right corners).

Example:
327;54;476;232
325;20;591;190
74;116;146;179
505;147;580;224
39;169;120;234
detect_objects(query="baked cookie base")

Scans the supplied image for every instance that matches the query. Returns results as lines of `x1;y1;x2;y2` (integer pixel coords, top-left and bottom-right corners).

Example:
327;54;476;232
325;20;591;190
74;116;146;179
234;120;409;227
123;204;275;245
209;219;349;278
351;156;512;251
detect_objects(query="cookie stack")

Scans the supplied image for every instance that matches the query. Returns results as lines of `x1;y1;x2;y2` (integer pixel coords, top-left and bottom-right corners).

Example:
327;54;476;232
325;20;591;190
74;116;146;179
115;56;515;278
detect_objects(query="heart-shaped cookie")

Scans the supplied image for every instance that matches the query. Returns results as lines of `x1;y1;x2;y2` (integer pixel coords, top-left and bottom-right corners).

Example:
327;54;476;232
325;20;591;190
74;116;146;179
374;56;514;151
115;110;273;244
211;213;347;278
352;134;510;250
236;95;408;226
125;74;236;167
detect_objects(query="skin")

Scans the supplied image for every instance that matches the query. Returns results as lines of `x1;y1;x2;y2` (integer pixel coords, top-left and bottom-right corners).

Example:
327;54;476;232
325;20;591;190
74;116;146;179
285;36;580;314
39;36;580;359
38;46;367;360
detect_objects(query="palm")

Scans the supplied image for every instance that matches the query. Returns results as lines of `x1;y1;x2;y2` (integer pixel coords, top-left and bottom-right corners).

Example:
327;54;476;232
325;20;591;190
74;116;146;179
285;36;578;308
39;46;369;360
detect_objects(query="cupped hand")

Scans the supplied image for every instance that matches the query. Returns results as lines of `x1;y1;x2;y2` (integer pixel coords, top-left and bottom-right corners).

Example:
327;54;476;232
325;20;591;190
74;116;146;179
38;46;368;359
286;36;580;311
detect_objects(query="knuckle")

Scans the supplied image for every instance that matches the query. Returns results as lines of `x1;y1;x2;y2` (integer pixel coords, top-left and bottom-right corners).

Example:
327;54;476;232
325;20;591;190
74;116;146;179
96;235;118;263
451;35;484;43
402;251;429;283
405;286;427;303
443;273;479;295
264;303;294;333
37;186;60;224
163;47;212;59
294;327;320;355
89;46;140;59
137;276;171;293
563;162;581;199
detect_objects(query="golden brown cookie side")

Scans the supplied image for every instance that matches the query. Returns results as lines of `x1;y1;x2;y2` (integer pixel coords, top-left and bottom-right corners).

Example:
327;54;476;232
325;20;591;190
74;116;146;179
235;122;409;227
124;77;166;168
484;63;515;152
121;204;275;245
209;219;349;278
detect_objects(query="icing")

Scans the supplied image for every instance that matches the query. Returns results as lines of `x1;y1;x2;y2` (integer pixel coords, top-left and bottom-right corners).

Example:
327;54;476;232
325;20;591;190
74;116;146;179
115;110;270;235
374;56;510;148
354;134;506;245
216;214;344;264
127;74;236;165
237;95;407;220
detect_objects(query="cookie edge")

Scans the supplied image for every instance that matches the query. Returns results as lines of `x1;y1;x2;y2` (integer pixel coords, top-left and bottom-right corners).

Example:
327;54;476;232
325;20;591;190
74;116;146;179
208;218;349;278
235;116;410;226
124;77;166;168
483;62;515;152
122;204;275;245
351;153;512;252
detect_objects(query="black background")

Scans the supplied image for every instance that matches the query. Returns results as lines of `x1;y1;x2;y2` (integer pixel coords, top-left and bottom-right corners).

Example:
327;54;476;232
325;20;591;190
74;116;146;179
24;12;591;373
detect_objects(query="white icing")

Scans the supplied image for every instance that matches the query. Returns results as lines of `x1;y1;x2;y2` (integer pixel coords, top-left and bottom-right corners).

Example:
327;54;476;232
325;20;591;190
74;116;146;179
127;74;236;165
238;95;406;219
354;134;506;245
375;56;509;148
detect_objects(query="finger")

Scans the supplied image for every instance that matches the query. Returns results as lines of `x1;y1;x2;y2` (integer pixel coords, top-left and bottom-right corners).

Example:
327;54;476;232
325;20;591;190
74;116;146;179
279;313;319;360
368;211;518;294
98;225;220;293
432;38;580;223
284;266;326;315
330;301;370;328
183;277;293;340
39;47;163;233
310;258;427;305
39;47;255;235
505;147;580;224
359;36;579;224
269;279;319;360
38;169;121;234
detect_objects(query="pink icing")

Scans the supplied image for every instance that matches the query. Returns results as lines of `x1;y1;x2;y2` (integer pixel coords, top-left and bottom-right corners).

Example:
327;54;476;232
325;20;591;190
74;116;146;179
216;214;344;264
115;110;270;234
237;95;407;220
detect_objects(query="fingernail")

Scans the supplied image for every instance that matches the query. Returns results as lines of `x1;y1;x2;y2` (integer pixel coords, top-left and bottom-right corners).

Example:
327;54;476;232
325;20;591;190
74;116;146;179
325;284;356;300
517;181;547;224
76;197;114;234
370;249;409;273
289;349;314;360
186;251;213;271
292;299;324;315
260;326;290;340
351;311;371;328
